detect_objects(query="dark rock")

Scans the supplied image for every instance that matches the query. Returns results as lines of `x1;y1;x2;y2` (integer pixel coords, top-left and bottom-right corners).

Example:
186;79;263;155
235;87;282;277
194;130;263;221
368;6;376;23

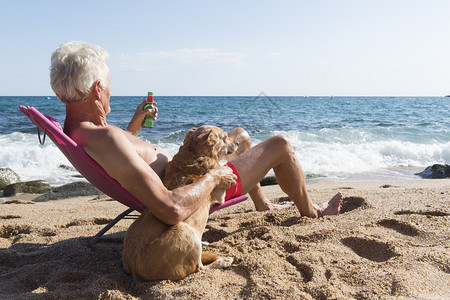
305;173;323;180
260;173;323;186
260;176;277;186
3;180;52;196
415;164;450;179
0;168;21;190
33;181;105;202
59;164;77;171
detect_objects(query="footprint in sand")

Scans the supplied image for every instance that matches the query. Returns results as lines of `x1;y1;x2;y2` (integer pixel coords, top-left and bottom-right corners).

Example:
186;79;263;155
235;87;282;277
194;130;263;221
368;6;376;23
264;213;305;227
64;217;112;228
296;231;333;243
341;237;399;262
202;227;228;243
238;213;303;228
340;196;373;214
264;213;284;225
281;240;301;253
0;225;32;239
2;199;35;205
37;228;58;237
239;220;257;227
394;210;449;217
377;219;421;237
0;215;21;220
280;216;303;227
247;226;271;240
286;256;314;283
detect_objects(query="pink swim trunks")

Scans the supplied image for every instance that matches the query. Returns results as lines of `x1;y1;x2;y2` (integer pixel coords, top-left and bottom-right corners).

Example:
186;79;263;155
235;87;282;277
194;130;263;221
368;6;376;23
224;162;242;201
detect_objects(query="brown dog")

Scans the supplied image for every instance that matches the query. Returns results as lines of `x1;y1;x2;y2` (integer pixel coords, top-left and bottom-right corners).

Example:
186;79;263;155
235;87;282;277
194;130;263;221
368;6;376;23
123;125;239;281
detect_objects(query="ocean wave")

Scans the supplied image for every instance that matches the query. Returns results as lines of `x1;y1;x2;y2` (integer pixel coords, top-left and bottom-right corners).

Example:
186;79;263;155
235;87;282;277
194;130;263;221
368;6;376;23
0;132;78;186
291;138;449;177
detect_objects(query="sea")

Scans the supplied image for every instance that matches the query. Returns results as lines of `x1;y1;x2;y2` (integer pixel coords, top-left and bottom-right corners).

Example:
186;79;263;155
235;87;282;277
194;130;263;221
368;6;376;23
1;96;449;187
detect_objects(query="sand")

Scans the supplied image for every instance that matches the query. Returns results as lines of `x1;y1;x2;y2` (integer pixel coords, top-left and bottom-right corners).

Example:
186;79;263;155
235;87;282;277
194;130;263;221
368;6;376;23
1;179;449;299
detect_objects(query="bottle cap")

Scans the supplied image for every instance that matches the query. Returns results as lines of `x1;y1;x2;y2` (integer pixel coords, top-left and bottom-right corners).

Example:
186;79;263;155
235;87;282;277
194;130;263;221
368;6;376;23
146;92;154;103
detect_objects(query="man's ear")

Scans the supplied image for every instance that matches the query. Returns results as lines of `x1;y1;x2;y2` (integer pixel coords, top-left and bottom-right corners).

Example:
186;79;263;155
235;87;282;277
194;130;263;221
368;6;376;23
92;80;102;98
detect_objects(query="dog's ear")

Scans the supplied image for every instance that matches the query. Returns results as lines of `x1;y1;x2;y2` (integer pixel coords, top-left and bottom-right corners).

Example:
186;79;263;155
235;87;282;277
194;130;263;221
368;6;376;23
197;130;212;145
183;128;197;145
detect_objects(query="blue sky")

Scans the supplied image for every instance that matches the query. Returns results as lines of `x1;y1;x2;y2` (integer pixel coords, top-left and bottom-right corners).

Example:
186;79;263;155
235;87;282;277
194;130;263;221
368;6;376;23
1;0;450;96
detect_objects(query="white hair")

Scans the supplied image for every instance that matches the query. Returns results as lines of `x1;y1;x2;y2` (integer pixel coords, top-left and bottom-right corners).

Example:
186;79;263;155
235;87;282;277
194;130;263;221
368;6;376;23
50;41;110;103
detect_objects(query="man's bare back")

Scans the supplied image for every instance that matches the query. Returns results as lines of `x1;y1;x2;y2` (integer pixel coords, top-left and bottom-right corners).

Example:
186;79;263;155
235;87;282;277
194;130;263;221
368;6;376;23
67;121;170;179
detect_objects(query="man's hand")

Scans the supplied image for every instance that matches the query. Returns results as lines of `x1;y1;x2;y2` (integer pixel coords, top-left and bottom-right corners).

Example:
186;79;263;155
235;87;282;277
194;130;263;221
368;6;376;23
209;166;237;189
140;100;158;120
127;100;158;135
133;99;159;123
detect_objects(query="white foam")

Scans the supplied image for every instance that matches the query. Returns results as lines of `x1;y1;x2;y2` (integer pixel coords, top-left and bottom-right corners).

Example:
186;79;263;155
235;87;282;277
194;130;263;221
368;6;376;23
0;133;81;186
269;129;450;180
292;138;449;177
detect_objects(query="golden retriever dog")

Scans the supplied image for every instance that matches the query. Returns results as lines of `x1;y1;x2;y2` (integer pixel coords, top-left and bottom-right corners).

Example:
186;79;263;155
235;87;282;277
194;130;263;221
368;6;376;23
123;125;239;281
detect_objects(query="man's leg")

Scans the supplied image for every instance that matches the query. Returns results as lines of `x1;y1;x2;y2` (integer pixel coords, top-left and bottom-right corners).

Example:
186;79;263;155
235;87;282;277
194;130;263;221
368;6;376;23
229;134;342;218
226;128;293;211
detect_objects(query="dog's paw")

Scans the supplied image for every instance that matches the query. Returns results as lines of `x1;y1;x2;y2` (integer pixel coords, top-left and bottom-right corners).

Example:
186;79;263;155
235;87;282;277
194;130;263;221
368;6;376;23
210;188;226;205
201;255;233;271
215;256;233;268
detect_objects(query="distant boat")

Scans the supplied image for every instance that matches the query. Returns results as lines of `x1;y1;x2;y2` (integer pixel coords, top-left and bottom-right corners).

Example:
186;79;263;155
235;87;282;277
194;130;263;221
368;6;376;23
44;96;51;100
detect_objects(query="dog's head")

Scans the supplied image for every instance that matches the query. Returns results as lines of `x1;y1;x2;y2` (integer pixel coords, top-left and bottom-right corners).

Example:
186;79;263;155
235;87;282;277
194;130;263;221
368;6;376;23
183;126;239;160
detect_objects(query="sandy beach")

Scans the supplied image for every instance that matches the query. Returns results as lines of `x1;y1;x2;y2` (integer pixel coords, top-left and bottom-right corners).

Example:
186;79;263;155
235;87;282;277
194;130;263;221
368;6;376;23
1;179;449;299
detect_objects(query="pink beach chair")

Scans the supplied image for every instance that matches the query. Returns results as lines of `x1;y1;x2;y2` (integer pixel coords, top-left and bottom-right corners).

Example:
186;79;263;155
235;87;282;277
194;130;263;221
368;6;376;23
19;106;248;244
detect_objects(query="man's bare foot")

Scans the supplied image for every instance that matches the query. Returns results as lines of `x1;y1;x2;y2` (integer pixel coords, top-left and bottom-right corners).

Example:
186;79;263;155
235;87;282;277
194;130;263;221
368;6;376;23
269;201;295;210
254;200;294;211
314;192;343;217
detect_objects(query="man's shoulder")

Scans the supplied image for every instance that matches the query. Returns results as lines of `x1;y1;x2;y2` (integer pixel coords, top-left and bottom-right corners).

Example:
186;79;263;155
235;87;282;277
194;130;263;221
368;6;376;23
92;124;124;138
78;125;135;164
73;124;127;149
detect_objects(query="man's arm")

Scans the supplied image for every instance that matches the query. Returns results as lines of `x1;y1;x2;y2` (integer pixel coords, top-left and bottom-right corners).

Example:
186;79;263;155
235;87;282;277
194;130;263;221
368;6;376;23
84;127;235;225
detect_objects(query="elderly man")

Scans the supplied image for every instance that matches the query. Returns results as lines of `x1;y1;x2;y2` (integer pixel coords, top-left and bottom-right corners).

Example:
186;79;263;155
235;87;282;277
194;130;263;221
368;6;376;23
50;41;342;225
